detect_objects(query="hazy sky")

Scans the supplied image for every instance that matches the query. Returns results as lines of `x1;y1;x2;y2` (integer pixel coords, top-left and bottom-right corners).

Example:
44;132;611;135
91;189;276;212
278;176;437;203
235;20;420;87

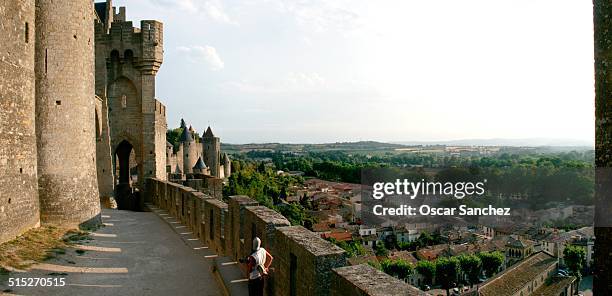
111;0;595;144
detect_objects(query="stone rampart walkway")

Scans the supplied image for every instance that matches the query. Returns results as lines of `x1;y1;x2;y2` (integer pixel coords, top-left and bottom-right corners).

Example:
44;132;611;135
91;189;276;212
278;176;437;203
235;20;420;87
0;208;223;296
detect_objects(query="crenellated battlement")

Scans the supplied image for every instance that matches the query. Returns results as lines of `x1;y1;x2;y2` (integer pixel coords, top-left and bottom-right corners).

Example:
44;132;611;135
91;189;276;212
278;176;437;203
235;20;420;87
145;178;417;296
95;18;163;75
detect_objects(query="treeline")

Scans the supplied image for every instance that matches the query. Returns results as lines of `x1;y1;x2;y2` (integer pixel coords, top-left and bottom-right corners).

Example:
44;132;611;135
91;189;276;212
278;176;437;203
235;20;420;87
240;150;595;208
223;159;316;228
372;251;504;293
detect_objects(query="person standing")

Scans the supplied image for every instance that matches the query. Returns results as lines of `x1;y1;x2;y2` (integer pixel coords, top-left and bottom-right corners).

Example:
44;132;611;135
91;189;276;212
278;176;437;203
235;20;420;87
247;237;273;296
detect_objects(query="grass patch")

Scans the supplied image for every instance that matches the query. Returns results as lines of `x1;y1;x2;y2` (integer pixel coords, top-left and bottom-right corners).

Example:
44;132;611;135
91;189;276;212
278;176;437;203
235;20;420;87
0;226;90;270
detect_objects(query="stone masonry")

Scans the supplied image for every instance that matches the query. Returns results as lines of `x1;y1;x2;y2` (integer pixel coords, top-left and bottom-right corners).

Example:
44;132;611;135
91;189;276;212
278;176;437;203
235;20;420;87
34;0;101;227
146;178;423;296
94;0;167;195
0;0;40;243
0;0;169;243
331;264;427;296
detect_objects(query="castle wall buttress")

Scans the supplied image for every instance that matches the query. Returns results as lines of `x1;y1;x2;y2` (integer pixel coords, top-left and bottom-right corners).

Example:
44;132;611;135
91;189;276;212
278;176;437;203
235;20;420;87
35;0;101;227
0;0;40;243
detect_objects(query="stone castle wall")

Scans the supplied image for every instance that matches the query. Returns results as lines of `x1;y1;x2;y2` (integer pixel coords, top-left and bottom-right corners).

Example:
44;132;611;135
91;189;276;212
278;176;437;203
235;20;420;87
34;0;101;227
95;95;114;203
146;178;413;296
94;10;166;191
203;135;220;178
0;0;41;243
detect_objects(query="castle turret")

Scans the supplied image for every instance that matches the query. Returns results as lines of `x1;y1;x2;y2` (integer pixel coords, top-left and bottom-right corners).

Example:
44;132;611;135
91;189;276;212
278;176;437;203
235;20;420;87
0;0;40;243
202;126;221;178
181;126;197;174
35;0;101;226
193;157;209;175
223;153;232;178
166;141;174;172
174;164;182;175
94;4;166;196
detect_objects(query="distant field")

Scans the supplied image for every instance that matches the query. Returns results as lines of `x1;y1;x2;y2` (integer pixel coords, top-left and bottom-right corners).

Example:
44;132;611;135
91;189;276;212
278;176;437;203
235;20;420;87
220;141;592;156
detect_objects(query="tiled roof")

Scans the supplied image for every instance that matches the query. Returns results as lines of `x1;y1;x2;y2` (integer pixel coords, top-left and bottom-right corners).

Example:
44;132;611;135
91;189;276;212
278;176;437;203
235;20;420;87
204;126;214;137
321;231;353;242
193;157;207;169
479;252;558;296
179;127;194;142
531;276;575;296
388;251;419;265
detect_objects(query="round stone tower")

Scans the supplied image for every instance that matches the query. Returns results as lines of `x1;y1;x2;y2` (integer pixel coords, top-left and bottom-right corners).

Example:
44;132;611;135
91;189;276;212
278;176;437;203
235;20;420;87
180;127;197;174
0;0;40;243
35;0;101;227
223;153;231;178
203;126;221;178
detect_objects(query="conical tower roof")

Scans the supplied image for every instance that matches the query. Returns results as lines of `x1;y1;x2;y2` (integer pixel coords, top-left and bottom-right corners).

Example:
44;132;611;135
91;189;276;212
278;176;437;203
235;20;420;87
180;126;194;142
204;126;214;137
193;157;207;170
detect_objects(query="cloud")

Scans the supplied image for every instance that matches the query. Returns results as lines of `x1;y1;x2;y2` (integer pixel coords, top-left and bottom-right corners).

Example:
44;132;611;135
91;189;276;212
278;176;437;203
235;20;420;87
203;1;238;25
176;45;225;71
269;0;361;33
150;0;198;13
287;72;325;87
218;72;380;103
149;0;237;25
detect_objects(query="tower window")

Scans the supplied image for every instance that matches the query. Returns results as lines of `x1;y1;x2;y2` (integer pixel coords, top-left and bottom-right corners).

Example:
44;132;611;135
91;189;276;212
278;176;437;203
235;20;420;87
19;168;22;174
25;22;29;43
45;49;48;73
56;100;61;106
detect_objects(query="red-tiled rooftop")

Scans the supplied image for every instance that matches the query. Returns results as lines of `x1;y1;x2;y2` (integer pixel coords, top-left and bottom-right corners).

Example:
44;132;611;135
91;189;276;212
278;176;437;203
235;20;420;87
479;252;558;296
321;231;353;242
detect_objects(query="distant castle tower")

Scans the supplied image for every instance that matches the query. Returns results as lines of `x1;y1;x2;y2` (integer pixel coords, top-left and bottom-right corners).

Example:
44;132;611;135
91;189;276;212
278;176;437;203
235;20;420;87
181;126;198;174
222;153;232;178
202;126;221;178
0;0;41;242
34;0;101;226
94;0;167;196
166;141;174;171
193;157;209;175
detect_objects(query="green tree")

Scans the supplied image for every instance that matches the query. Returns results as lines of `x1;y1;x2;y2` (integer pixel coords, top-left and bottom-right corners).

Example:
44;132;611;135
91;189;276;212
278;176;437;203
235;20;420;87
277;203;306;226
458;254;482;288
416;260;436;288
381;259;413;281
478;251;504;277
563;245;586;286
436;257;460;296
257;162;266;173
374;241;389;257
324;238;365;258
166;127;184;152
